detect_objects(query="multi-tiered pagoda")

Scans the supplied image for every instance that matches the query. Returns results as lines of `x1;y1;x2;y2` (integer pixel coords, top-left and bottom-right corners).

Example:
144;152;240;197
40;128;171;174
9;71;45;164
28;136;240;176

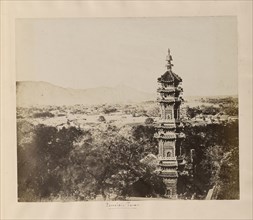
155;49;185;199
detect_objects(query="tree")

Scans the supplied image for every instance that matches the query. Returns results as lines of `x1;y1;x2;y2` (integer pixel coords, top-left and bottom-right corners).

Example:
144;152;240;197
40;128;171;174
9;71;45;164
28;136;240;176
102;106;117;114
200;145;223;186
17;120;164;201
33;111;55;118
70;128;163;200
145;117;154;125
17;124;83;201
186;106;202;118
181;121;239;199
222;104;238;116
132;125;158;155
215;141;239;199
98;115;106;122
146;105;160;117
201;105;220;115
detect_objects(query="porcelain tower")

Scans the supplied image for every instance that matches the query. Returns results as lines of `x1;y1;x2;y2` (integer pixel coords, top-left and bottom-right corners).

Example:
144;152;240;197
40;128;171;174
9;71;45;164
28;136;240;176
155;49;185;199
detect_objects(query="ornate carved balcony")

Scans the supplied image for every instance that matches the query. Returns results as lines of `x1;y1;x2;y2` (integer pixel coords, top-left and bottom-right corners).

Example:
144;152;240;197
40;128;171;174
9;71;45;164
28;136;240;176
154;133;176;140
158;156;177;161
155;124;176;129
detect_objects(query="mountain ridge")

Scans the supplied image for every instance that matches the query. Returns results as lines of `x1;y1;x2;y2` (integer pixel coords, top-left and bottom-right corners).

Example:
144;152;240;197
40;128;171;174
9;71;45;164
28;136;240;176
16;81;156;106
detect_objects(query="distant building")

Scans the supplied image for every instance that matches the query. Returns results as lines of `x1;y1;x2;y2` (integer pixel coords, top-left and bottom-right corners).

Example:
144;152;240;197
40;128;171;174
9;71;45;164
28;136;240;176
154;49;185;199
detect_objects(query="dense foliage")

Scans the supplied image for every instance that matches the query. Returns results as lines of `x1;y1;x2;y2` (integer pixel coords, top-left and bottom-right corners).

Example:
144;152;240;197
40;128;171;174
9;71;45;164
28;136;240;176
180;122;239;199
17;122;164;201
17;96;239;201
33;111;55;118
17;119;239;201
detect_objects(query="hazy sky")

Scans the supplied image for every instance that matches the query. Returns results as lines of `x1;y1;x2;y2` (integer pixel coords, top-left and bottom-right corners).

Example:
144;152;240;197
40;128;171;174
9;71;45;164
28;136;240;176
16;17;237;96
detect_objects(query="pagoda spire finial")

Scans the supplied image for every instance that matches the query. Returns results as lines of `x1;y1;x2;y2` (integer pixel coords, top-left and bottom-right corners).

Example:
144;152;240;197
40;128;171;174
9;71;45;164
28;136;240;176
166;48;173;70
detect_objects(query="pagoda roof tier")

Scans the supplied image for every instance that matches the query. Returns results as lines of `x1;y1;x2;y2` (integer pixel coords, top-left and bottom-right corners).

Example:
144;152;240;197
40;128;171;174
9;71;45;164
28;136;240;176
157;87;183;93
159;161;178;167
157;97;183;104
159;170;178;178
155;124;176;129
156;127;184;133
157;70;182;83
158;156;177;161
154;133;176;140
157;88;175;93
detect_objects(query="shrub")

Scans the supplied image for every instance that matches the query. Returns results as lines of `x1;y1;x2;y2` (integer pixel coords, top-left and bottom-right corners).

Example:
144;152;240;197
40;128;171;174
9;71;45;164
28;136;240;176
145;117;154;125
98;115;106;122
103;107;117;114
33;112;55;118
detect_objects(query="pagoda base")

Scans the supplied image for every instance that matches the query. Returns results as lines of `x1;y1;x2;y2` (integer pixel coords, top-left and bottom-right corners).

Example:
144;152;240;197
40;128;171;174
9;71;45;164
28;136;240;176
163;177;178;199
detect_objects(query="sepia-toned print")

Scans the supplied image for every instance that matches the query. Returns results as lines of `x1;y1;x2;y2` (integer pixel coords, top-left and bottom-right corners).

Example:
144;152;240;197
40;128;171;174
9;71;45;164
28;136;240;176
16;17;239;201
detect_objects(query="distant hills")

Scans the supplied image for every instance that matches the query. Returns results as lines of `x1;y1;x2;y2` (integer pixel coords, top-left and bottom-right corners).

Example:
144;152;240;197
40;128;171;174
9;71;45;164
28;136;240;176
16;81;156;106
16;81;237;107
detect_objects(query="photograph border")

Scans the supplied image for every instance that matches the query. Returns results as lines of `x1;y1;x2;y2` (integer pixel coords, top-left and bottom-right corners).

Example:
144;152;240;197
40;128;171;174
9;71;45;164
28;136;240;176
1;1;252;219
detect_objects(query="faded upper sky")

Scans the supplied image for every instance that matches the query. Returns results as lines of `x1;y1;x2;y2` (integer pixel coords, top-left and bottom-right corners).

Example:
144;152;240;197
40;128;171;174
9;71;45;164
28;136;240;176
16;17;237;96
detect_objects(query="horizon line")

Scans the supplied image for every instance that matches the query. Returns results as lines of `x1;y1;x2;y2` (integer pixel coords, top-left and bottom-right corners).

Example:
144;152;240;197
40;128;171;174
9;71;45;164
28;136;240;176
16;80;238;97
